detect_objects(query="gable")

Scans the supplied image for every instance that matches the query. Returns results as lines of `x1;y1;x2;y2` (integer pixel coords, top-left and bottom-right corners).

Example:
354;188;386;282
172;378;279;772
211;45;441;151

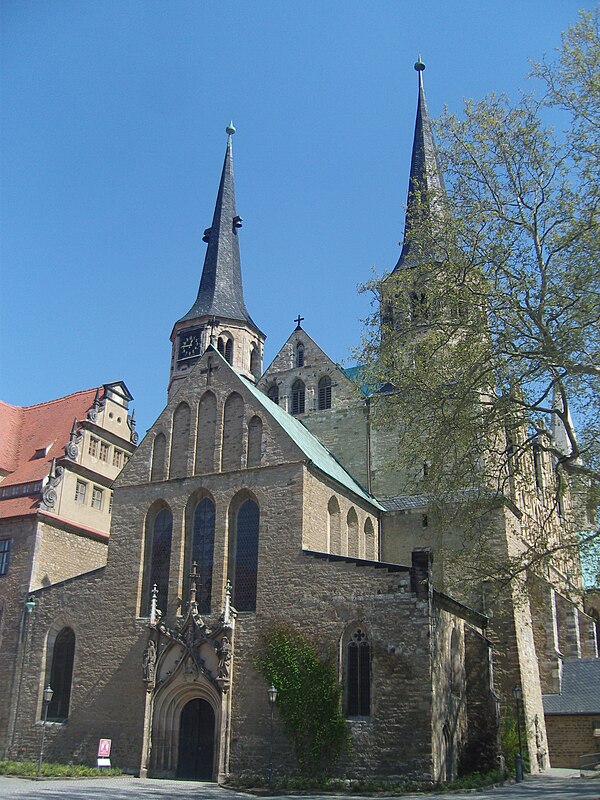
116;347;382;510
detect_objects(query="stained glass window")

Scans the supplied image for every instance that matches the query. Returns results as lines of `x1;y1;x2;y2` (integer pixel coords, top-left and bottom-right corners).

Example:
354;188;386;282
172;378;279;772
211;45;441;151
346;628;370;717
191;498;215;614
47;627;75;720
233;499;259;612
143;508;172;615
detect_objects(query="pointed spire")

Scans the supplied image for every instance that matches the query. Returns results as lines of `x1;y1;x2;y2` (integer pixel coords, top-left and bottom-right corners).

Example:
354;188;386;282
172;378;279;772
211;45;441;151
178;124;260;331
393;60;447;271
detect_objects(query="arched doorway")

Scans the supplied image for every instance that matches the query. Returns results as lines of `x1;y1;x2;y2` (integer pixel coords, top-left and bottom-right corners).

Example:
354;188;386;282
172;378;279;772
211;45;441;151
177;698;215;780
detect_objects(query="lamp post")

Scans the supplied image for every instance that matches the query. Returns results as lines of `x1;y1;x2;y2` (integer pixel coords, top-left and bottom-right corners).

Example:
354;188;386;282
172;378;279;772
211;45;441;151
37;685;54;776
267;684;278;788
513;685;524;783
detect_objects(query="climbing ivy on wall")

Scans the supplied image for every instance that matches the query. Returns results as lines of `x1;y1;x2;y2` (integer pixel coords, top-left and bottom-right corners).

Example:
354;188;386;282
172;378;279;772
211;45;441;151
254;626;350;776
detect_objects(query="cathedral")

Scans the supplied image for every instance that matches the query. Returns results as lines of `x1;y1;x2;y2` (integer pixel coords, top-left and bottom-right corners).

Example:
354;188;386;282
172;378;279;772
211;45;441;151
0;64;598;781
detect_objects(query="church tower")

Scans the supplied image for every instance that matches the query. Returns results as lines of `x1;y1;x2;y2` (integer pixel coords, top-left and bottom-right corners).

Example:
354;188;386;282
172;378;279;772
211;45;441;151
168;124;265;398
380;60;450;337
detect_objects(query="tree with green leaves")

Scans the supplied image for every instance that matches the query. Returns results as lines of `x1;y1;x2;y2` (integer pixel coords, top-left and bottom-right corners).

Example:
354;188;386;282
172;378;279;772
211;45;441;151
254;626;349;777
359;10;599;590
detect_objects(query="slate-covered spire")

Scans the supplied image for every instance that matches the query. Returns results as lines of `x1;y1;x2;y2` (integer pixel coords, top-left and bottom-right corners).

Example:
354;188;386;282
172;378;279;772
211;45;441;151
393;60;447;272
178;124;259;331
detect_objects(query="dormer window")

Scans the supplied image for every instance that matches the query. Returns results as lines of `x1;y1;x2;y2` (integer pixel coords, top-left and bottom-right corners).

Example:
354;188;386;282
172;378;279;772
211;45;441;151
34;445;51;459
296;342;305;368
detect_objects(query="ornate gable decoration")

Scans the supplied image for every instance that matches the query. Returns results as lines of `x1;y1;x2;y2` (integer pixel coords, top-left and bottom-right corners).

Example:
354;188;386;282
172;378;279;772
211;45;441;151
143;564;236;695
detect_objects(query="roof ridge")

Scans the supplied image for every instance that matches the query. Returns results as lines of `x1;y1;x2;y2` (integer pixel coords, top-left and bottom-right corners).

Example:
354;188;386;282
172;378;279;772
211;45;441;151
11;386;101;412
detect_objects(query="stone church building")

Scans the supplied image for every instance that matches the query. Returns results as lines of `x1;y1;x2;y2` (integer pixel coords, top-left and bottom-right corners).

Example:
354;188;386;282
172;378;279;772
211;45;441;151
1;64;597;781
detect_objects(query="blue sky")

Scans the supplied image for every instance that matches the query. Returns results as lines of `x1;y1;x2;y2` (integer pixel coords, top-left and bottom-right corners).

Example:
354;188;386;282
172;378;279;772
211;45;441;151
1;1;589;437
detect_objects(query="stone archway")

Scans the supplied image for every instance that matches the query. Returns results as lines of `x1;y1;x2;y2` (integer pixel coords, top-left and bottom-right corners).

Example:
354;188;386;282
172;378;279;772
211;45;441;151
150;679;221;780
177;698;215;779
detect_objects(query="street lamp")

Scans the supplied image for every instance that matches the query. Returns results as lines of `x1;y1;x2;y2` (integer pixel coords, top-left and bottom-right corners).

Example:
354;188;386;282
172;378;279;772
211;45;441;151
512;685;524;783
267;684;278;788
24;597;37;615
37;685;54;776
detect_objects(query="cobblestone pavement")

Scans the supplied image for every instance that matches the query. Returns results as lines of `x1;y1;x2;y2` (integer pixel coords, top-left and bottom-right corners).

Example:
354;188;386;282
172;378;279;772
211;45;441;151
0;774;598;800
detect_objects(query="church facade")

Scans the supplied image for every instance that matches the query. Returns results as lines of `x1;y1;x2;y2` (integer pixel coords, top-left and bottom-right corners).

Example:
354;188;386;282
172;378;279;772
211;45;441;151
1;65;597;780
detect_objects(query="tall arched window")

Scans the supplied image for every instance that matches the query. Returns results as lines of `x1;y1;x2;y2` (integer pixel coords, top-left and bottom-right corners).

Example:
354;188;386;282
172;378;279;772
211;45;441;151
346;628;371;717
195;391;217;474
267;385;279;405
190;498;215;614
327;496;341;554
318;376;332;410
217;337;225;356
170;402;191;479
151;433;167;482
142;507;173;615
291;380;305;415
47;627;75;720
295;342;304;367
233;499;259;612
222;392;244;471
225;338;233;365
247;416;263;468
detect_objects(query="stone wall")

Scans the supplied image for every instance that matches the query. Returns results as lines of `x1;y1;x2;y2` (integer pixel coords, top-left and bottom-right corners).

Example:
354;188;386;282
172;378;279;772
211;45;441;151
545;714;600;768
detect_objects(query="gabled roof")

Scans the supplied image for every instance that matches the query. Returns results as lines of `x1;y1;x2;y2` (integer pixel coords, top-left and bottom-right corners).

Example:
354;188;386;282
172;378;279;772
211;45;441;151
543;659;600;715
0;388;100;483
206;348;383;510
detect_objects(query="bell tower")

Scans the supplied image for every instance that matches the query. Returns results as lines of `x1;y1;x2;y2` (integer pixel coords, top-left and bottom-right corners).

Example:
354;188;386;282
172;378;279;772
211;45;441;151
169;124;265;398
380;60;450;339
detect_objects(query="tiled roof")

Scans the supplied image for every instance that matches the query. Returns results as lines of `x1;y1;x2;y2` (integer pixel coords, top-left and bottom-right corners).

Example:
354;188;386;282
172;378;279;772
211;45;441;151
0;388;100;518
378;494;429;511
543;659;600;715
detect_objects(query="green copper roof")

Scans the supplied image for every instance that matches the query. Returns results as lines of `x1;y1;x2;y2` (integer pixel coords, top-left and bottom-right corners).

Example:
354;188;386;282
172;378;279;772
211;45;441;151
239;372;383;509
201;356;381;510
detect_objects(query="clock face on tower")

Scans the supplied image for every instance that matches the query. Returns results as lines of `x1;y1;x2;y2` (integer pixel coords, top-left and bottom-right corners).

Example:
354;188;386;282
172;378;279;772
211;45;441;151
178;328;203;361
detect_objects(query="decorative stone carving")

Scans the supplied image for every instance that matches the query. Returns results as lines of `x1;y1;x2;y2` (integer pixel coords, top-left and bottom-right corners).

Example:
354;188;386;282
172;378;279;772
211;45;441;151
41;459;64;510
143;639;157;687
65;418;82;461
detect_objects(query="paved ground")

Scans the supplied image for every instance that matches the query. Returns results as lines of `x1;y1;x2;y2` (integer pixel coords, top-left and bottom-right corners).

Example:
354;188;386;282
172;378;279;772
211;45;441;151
0;771;598;800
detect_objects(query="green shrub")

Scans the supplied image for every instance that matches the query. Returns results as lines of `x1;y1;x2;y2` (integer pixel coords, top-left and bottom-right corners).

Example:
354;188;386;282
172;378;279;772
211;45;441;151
254;625;350;777
0;760;122;777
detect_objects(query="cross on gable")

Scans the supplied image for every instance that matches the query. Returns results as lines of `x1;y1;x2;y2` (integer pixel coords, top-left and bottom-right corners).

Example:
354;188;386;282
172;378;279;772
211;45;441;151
294;314;304;330
208;316;220;345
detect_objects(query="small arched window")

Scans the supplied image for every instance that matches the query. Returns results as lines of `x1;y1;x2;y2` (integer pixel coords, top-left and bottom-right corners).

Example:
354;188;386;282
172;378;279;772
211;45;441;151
47;627;75;720
142;507;173;615
250;345;260;379
233;499;260;612
291;380;305;415
410;291;428;321
346;628;371;717
267;385;279;405
225;338;233;365
217;337;225;356
296;342;305;367
318;376;332;410
190;498;215;614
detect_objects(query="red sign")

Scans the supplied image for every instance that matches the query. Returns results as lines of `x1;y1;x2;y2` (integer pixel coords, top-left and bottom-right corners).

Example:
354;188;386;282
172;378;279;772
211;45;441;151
97;739;112;758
